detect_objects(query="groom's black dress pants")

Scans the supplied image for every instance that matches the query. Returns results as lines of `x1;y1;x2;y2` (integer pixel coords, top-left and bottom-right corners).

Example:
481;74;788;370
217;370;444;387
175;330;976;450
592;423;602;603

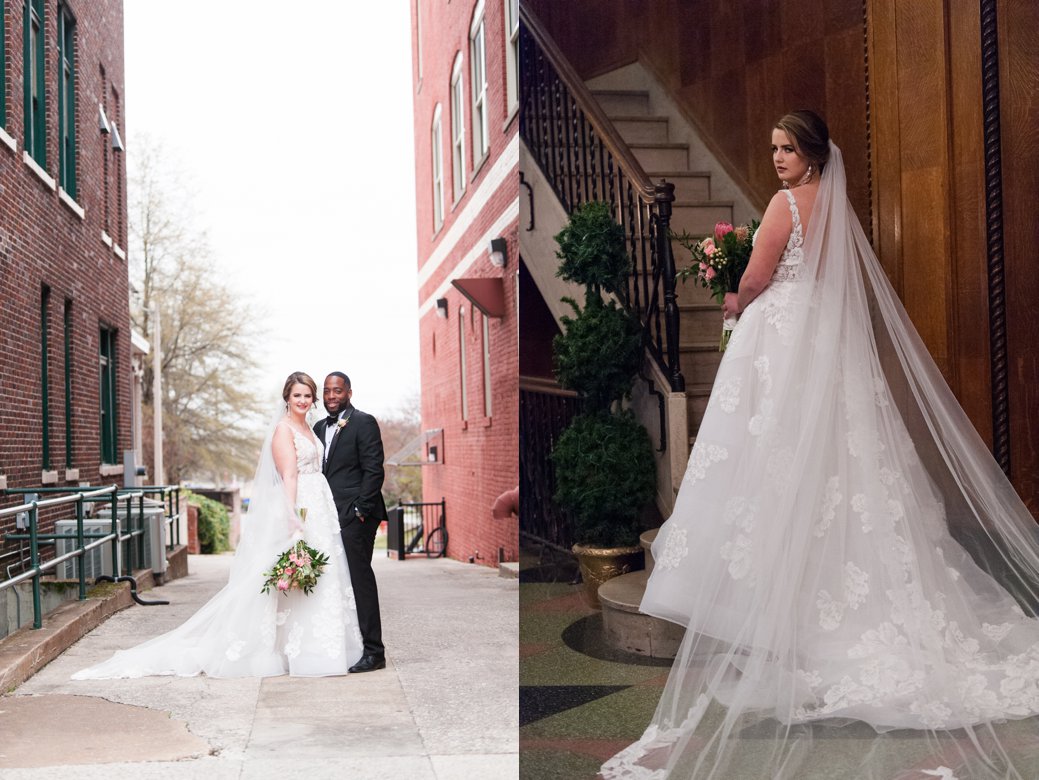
340;516;384;658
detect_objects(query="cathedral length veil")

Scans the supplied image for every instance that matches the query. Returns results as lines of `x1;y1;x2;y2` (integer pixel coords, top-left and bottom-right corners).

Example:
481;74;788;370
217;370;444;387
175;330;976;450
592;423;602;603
72;403;304;679
601;143;1039;779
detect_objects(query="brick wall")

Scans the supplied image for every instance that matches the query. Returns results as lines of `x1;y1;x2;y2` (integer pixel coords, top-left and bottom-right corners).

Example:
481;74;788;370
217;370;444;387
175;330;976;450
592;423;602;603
412;0;519;565
0;1;131;542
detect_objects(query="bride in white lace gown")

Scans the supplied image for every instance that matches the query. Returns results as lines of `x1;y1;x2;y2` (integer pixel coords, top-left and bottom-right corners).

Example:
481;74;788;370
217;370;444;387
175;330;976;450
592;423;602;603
73;372;363;679
602;112;1039;779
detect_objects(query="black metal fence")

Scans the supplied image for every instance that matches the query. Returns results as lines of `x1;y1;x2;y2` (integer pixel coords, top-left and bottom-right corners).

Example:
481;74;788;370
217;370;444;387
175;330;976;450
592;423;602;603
386;498;447;560
520;385;584;553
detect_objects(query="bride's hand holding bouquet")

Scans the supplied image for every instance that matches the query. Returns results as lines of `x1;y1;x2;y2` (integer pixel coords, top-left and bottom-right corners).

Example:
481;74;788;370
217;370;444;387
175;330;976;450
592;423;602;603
261;507;330;596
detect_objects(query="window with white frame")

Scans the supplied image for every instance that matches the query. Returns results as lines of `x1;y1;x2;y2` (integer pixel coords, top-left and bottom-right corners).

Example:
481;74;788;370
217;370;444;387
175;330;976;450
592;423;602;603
504;0;519;112
469;2;489;164
450;53;466;200
431;105;444;230
481;313;492;417
458;306;469;421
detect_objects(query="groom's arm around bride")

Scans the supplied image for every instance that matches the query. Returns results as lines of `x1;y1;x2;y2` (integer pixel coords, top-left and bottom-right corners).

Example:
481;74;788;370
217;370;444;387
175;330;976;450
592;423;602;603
316;372;388;672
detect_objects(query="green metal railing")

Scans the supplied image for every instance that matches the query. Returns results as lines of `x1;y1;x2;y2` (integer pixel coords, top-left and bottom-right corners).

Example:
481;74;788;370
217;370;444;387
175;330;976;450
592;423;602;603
0;484;182;630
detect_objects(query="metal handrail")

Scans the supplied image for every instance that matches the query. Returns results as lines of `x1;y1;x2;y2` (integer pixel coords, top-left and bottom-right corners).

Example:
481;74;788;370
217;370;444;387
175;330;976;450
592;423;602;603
1;484;181;630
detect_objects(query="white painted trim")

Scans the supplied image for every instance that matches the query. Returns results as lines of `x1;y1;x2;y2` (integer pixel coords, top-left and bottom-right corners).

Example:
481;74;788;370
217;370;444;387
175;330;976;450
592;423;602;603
23;151;56;191
417;198;519;317
418;135;518;288
58;187;85;220
101;230;113;247
113;244;126;261
0;127;17;153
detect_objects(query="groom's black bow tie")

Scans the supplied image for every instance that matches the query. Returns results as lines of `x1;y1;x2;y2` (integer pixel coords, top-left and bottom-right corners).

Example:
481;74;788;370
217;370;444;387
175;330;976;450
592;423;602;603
325;415;340;428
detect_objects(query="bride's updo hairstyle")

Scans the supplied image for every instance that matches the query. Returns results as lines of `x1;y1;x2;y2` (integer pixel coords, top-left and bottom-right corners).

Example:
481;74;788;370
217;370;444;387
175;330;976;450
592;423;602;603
775;109;830;174
282;371;317;403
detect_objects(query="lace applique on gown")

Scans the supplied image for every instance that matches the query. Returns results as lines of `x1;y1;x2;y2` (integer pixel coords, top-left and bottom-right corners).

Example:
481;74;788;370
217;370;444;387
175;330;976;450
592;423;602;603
607;179;1039;780
72;424;363;679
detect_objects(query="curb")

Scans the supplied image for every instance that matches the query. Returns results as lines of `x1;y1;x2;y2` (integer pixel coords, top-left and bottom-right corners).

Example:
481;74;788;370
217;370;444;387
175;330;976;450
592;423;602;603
0;573;153;693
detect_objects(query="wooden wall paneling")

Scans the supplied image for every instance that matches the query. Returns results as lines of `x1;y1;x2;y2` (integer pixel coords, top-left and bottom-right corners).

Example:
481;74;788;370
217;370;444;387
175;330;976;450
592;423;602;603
893;0;955;380
867;0;904;294
998;0;1039;512
947;1;992;445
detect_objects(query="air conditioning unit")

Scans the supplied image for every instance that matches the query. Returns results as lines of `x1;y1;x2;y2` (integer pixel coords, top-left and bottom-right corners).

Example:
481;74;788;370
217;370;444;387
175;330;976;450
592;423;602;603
55;520;116;580
67;500;170;579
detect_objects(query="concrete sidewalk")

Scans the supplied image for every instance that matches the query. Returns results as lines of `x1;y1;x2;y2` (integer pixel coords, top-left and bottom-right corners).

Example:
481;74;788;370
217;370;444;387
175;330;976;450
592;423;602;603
1;553;518;779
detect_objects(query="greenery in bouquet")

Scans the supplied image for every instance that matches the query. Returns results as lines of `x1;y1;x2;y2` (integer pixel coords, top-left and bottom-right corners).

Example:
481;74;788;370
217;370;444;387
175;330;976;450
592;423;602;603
675;220;760;304
261;531;330;596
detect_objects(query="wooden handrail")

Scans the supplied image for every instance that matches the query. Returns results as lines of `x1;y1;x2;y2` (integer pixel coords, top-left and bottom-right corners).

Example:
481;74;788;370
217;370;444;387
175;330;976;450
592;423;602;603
519;5;657;202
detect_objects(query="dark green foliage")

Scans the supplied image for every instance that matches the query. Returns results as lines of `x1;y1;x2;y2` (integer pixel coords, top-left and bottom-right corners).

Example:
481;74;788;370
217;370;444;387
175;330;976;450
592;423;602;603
554;201;629;299
554;295;642;412
184;490;231;554
550;203;657;548
552;411;656;547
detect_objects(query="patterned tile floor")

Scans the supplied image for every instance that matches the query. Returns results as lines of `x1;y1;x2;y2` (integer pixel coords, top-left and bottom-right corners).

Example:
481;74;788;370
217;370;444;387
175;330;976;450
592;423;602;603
519;545;1039;780
519;545;669;780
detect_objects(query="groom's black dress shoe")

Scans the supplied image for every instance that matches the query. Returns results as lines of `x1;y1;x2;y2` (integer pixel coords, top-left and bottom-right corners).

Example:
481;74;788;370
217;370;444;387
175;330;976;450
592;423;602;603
349;654;386;673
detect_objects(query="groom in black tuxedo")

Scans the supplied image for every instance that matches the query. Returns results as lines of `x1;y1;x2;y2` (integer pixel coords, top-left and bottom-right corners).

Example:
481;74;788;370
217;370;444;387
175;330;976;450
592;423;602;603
316;372;388;672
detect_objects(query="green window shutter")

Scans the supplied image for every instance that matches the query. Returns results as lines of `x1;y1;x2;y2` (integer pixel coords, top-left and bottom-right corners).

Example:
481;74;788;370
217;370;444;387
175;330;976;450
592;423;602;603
64;301;73;468
1;1;6;128
58;8;76;197
41;288;50;470
23;0;46;166
100;328;118;464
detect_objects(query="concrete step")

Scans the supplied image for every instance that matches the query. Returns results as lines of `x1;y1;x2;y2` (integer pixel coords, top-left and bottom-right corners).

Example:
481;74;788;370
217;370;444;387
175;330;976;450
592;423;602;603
612;115;669;144
640;527;659;575
591;89;650;117
630;143;689;171
670;201;735;237
686;383;713;436
599;569;682;658
648;170;712;201
680;342;724;385
499;561;519;579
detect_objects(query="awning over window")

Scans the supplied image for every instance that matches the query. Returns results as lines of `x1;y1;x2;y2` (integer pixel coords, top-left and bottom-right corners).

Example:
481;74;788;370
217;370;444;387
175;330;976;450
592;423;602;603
451;277;506;318
386;428;444;466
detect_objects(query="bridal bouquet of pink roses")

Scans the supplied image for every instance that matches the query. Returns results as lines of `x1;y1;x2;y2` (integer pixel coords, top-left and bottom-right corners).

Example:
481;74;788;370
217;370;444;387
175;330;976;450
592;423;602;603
675;220;759;350
261;508;330;596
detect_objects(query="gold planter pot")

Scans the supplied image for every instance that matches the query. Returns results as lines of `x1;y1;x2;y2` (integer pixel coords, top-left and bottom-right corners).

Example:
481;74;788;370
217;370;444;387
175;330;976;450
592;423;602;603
572;542;644;609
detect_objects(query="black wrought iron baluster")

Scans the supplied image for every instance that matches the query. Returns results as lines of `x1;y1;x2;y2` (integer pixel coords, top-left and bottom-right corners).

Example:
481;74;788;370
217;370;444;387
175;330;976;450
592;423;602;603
565;95;579;209
579;112;591;204
625;181;641;320
655;182;683;392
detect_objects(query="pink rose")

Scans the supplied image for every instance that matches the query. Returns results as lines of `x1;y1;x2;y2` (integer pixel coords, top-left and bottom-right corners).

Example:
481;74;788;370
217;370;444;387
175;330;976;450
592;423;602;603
714;222;734;242
701;238;717;257
705;267;717;281
276;579;290;591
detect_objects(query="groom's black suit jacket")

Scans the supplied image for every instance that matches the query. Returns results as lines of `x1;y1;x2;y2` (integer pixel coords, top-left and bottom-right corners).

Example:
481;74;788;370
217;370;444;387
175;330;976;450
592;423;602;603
315;404;388;524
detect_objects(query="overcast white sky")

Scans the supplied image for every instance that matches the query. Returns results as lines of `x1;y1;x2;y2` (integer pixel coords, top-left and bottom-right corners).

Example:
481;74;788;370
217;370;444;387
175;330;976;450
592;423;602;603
124;1;420;420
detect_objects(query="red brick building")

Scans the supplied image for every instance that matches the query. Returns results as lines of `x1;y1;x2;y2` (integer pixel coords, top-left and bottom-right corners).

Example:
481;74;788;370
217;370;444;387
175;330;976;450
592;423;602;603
410;0;519;566
0;1;133;532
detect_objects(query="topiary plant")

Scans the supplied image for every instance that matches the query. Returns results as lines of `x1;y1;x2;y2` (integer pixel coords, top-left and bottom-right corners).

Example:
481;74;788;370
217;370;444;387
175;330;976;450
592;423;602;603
550;201;657;550
552;410;656;547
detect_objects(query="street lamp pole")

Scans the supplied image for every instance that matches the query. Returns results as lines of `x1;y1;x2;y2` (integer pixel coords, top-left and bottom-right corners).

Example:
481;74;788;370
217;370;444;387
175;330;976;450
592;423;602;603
151;304;165;485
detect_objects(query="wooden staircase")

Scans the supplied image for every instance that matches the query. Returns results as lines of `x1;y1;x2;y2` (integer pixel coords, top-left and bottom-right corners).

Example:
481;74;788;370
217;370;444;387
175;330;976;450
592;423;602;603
590;88;734;659
592;88;731;453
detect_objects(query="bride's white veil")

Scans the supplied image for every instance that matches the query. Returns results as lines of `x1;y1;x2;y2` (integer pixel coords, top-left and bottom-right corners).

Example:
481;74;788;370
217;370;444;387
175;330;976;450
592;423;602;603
72;400;302;679
602;143;1039;779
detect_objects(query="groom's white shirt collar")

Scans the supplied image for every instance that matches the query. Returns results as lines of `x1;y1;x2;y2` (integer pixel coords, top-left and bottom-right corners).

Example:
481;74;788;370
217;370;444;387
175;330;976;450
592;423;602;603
323;409;345;451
